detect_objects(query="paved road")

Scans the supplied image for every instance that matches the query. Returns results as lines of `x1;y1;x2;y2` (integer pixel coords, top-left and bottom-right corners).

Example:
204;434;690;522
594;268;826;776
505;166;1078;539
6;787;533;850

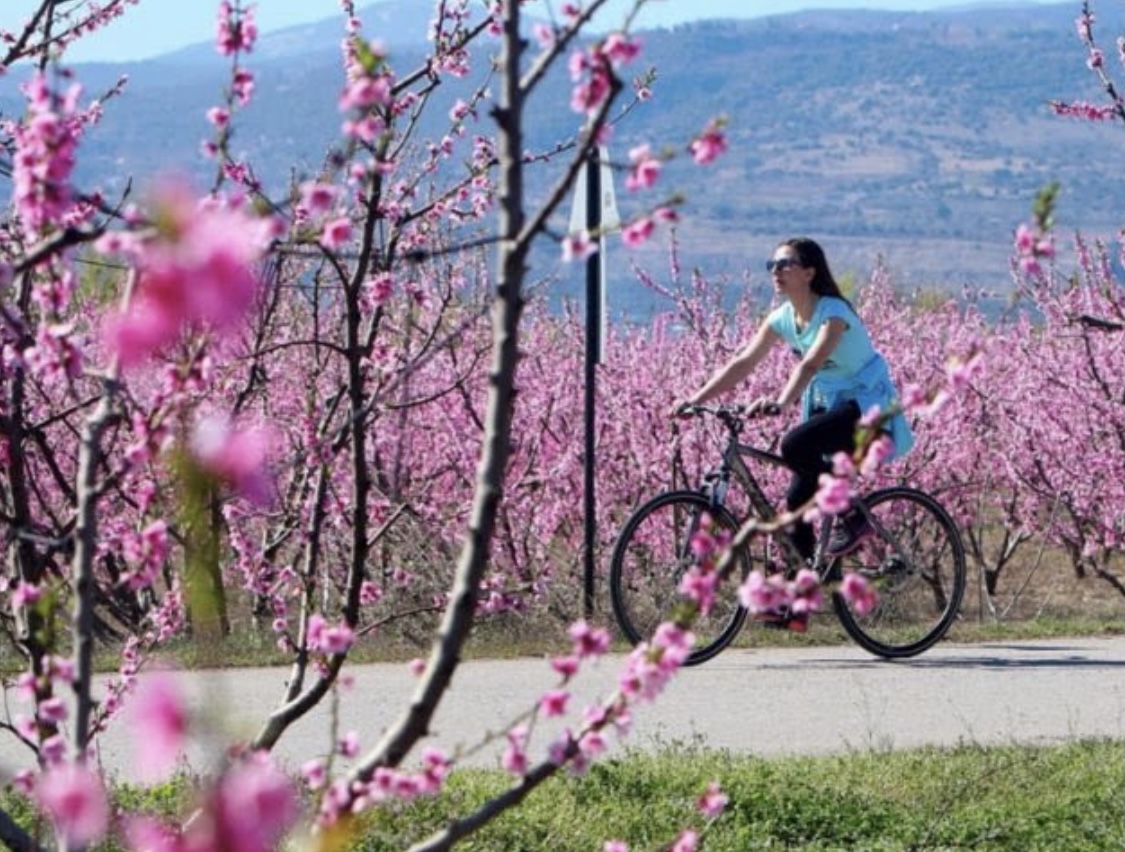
2;637;1123;778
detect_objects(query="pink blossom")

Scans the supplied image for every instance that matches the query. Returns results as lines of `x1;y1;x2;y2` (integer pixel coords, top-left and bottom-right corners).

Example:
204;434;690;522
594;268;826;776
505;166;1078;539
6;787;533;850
301;759;327;790
36;764;109;847
359;580;383;605
232;68;255;106
11;73;81;236
1050;100;1118;121
840;572;878;614
320;216;353;249
105;300;179;369
38;693;68;720
604;842;630;852
680;564;719;614
946;352;982;393
216;0;258;55
13;771;34;796
532;23;555;49
102;179;271;367
814;473;854;516
601;32;642;67
1014;223;1036;253
738;570;791;614
130;672;188;780
11;580;42;608
697;781;729;818
24;322;84;381
299;181;338;216
690;120;728;165
562;231;598;263
832;450;857;478
539;689;570;718
626;144;661;191
502;725;529;776
123;816;179;852
321;622;355;654
861;434;896;475
364;272;395;306
213;756;299;852
338;731;360;758
621;217;655;247
190;415;274;505
579;728;608;761
339;73;393;111
40;734;67;765
206;107;230;128
671;829;699;852
788;568;823;615
551;655;580;679
568;620;611;658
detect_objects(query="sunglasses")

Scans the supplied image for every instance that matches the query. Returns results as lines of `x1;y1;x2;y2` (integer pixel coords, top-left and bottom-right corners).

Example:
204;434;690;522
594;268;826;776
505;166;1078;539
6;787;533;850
766;258;803;273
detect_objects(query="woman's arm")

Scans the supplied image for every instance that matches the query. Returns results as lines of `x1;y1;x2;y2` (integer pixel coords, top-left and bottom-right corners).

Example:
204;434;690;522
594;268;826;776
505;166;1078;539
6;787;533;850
678;320;780;410
774;316;846;410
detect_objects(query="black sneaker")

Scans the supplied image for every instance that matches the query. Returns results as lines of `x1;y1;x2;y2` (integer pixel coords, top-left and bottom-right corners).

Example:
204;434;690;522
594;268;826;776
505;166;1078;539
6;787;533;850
752;610;809;633
825;512;873;558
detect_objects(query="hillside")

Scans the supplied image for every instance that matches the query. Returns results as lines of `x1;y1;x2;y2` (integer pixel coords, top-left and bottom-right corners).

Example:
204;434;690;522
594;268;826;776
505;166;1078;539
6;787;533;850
1;1;1122;314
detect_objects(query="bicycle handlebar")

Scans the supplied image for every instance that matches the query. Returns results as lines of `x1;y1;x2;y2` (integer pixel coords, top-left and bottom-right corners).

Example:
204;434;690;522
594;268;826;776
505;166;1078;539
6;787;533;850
677;403;779;434
679;402;774;419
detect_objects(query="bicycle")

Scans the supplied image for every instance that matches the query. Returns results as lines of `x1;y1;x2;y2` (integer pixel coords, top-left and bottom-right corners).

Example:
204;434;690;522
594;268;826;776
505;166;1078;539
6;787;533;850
609;404;966;666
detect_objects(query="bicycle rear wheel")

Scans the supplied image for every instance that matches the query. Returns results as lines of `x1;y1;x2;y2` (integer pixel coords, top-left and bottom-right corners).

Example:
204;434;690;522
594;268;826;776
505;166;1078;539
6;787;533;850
610;490;750;666
832;487;966;658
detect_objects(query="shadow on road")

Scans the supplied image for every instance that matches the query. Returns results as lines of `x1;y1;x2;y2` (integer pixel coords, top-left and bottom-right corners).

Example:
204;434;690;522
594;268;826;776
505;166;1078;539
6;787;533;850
801;646;1125;671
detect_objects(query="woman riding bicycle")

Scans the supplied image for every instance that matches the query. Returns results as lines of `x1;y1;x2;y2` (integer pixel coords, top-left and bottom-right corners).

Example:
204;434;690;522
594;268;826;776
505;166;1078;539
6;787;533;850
674;237;913;565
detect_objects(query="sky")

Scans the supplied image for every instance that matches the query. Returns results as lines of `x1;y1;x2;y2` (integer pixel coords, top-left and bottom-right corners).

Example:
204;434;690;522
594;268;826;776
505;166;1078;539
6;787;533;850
7;0;1061;63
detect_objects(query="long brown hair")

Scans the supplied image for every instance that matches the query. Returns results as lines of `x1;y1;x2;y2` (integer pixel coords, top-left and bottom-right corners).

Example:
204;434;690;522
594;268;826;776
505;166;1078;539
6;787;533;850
780;237;852;307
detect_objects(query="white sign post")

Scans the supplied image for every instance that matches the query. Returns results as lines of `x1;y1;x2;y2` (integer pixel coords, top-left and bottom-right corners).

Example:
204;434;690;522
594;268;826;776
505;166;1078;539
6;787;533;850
568;146;618;618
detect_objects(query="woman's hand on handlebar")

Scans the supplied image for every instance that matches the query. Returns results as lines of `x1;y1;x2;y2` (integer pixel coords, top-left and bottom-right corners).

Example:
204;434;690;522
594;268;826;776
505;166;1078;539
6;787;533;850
747;397;782;418
671;399;697;419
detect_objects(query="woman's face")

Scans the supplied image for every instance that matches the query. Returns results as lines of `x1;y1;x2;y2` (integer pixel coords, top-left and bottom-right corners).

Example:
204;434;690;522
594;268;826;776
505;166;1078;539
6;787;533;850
767;246;813;299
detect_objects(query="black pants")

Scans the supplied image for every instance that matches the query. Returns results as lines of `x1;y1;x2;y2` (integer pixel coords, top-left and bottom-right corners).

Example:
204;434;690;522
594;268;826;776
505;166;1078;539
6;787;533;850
779;400;861;560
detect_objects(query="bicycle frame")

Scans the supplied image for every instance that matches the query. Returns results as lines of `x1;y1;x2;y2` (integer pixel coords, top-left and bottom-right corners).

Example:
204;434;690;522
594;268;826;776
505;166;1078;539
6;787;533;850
696;410;851;578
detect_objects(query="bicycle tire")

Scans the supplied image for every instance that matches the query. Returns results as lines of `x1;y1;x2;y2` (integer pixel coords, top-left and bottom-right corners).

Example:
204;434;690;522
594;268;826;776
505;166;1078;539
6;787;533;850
609;490;750;666
832;486;966;658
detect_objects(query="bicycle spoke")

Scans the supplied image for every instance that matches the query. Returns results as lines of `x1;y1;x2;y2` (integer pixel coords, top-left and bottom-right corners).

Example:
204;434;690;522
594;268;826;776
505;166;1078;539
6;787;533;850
610;491;750;666
833;487;966;658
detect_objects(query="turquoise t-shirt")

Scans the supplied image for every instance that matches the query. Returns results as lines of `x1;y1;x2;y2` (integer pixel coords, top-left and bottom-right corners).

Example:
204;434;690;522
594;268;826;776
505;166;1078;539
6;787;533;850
767;296;914;458
767;297;875;385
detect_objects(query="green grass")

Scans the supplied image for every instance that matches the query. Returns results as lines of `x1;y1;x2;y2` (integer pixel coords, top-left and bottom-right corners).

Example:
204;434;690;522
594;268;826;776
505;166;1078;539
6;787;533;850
7;739;1120;850
345;739;1125;851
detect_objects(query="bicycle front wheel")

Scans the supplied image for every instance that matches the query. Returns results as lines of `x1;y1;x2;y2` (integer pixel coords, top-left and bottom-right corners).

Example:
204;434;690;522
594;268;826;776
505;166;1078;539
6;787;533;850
832;487;966;658
609;490;750;666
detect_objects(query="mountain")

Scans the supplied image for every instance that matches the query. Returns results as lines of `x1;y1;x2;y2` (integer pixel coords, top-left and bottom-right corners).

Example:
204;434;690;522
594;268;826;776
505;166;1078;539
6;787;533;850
2;1;1122;314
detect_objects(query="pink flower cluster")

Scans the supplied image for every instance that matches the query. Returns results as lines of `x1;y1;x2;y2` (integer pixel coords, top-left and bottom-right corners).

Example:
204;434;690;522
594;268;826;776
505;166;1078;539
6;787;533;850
1049;100;1119;121
1014;221;1056;276
689;119;728;165
339;39;395;143
11;73;82;236
738;567;824;617
677;521;732;615
306;613;356;655
127;754;299;852
36;763;110;848
99;180;276;367
568;32;641;116
119;520;170;591
216;0;258;56
316;748;452;824
189;414;275;505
